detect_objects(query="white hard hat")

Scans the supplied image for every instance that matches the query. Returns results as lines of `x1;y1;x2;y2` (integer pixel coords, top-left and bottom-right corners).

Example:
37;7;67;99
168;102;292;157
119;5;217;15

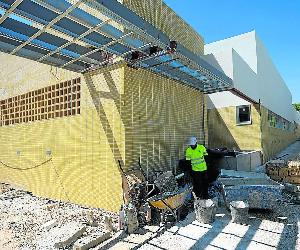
188;137;197;146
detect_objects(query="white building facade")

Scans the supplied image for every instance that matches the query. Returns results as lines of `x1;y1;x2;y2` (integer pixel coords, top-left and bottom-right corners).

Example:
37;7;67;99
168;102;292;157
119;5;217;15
204;31;300;161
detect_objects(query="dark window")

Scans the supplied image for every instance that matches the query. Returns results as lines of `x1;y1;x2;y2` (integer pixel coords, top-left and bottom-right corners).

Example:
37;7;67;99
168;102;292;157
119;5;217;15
236;105;251;125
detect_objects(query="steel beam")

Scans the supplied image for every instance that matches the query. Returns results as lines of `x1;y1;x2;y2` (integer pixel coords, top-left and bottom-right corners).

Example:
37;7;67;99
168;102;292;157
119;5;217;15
82;42;152;73
62;32;133;68
34;0;143;56
90;0;233;88
38;18;112;62
0;33;92;69
0;0;23;25
10;0;85;55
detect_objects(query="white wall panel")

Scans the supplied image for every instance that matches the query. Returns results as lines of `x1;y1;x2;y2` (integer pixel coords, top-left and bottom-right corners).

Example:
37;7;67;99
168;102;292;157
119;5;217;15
205;31;298;123
207;91;250;109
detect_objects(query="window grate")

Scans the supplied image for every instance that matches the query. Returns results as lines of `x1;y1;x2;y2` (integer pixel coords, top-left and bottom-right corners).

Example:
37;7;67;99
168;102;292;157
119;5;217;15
0;77;81;126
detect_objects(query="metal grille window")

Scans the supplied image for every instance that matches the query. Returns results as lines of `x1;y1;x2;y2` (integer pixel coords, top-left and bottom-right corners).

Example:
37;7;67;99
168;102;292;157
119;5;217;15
236;105;251;125
0;78;81;126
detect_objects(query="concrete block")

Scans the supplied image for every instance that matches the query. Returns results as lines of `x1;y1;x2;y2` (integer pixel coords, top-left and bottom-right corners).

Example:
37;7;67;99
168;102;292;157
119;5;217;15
219;177;275;186
236;154;251;172
73;232;111;250
54;224;86;249
284;183;300;193
41;219;58;231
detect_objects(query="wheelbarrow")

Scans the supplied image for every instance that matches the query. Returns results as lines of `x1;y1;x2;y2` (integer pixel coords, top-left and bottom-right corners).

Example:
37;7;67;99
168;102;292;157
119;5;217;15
147;185;192;222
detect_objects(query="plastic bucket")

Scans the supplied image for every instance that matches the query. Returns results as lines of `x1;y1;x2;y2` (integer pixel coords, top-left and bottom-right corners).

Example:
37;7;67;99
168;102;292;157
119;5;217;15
194;199;217;224
230;201;249;224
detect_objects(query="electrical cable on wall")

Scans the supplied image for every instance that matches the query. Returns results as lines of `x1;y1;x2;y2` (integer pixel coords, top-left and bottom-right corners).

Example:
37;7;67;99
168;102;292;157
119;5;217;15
0;158;52;171
0;156;72;202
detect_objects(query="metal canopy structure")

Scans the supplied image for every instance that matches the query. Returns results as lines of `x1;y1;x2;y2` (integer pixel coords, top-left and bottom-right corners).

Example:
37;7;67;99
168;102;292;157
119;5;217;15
0;0;233;93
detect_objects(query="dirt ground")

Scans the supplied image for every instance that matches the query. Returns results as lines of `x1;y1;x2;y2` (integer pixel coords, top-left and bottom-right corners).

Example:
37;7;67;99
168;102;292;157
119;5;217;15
1;182;300;250
0;183;118;250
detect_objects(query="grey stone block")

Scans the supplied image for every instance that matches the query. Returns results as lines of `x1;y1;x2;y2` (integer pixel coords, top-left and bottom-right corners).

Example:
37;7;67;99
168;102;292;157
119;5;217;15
54;224;86;249
73;232;111;250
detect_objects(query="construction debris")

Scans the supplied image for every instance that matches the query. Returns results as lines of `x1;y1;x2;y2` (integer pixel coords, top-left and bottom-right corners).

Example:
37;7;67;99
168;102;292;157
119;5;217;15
53;223;86;249
125;203;139;234
266;156;300;184
73;231;111;250
0;183;118;250
40;219;58;231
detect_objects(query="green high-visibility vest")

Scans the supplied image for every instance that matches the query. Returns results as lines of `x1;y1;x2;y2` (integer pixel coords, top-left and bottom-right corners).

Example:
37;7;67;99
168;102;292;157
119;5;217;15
185;144;208;172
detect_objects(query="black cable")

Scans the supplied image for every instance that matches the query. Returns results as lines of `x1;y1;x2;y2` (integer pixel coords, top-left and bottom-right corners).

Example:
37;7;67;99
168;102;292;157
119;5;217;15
0;158;52;171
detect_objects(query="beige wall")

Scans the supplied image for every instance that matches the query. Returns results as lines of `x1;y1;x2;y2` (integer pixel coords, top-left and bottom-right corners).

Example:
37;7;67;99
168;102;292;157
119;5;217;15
123;66;205;173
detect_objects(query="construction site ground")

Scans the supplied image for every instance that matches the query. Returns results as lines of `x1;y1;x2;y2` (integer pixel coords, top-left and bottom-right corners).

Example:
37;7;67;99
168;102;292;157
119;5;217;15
2;141;300;250
0;182;300;250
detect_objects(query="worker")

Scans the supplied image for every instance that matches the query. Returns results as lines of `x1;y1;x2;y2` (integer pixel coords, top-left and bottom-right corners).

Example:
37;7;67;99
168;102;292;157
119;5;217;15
185;136;209;199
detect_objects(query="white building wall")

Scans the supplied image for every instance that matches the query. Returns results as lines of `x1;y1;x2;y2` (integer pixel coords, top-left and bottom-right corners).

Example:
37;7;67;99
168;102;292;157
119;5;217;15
255;34;294;121
207;91;250;109
205;30;298;123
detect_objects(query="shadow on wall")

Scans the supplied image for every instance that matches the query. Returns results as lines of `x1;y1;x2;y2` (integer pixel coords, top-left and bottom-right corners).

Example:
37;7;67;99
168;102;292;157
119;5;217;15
207;99;262;152
84;72;125;166
207;105;240;151
84;64;206;178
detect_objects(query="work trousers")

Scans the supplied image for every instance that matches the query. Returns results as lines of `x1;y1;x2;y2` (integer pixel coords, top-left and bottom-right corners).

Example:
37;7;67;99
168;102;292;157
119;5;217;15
191;170;208;199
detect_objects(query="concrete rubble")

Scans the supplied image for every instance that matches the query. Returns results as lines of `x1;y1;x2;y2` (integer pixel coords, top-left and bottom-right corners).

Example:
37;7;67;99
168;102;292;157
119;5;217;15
40;219;58;231
73;231;111;250
0;183;118;250
53;223;86;249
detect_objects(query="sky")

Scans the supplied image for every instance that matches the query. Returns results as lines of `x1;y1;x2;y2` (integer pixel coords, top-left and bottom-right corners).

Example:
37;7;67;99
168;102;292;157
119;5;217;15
164;0;300;103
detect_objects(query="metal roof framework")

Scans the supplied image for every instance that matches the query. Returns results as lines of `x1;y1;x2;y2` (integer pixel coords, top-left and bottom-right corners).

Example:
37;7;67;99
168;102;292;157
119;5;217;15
0;0;233;93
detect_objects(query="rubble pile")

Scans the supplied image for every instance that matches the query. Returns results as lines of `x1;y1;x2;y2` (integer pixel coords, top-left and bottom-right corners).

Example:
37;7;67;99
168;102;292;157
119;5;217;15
0;183;118;250
266;156;300;184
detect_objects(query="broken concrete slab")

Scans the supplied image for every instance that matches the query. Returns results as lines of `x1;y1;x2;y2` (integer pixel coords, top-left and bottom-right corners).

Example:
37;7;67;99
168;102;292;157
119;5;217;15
221;169;270;179
219;177;277;186
40;219;58;231
223;184;284;209
73;231;111;250
53;223;86;249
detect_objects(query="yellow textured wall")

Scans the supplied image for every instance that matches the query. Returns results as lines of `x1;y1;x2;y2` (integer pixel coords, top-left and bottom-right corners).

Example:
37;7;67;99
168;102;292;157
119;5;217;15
0;53;205;211
208;103;300;163
87;64;206;174
123;0;204;56
124;66;205;173
0;53;123;211
260;106;300;162
207;104;262;151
